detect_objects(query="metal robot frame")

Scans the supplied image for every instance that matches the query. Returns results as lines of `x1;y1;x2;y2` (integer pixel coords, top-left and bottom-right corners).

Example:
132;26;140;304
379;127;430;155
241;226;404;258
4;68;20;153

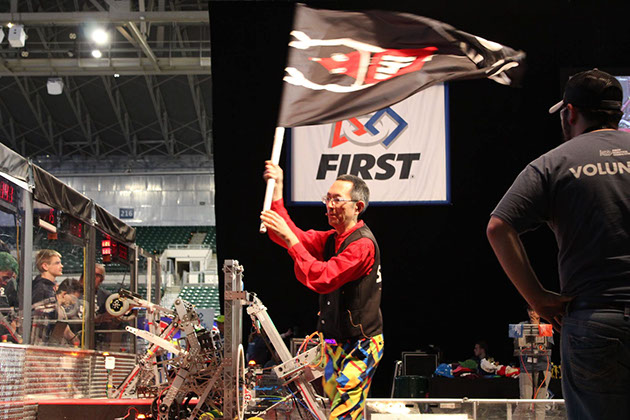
106;259;327;420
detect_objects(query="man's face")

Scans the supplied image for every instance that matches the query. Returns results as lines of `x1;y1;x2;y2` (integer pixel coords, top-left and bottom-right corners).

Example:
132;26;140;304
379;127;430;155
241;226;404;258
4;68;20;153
59;291;81;307
95;267;105;288
45;256;63;278
325;180;358;229
473;344;483;357
560;106;573;142
528;309;540;324
0;270;15;287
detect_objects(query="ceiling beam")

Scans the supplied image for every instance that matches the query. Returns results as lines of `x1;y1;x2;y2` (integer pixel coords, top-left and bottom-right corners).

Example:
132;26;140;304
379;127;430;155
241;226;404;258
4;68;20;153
88;0;140;49
126;21;160;70
13;76;56;149
156;0;165;48
187;74;211;157
0;109;17;150
144;74;174;155
174;23;211;158
0;11;209;25
0;57;210;76
62;76;98;151
100;75;134;154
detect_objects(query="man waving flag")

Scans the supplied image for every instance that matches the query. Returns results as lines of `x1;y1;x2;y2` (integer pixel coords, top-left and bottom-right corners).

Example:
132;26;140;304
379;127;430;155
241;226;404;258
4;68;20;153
261;4;525;232
278;4;526;127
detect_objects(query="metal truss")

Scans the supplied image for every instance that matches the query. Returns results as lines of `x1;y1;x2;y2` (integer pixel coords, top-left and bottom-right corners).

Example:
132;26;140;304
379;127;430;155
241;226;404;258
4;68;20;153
0;0;212;161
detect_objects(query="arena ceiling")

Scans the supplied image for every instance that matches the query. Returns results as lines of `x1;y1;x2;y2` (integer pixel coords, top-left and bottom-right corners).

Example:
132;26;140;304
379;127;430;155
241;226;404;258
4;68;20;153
0;0;211;162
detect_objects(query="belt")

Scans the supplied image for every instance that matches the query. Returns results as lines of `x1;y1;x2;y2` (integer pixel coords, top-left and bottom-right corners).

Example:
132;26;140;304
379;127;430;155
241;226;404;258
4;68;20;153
567;299;630;315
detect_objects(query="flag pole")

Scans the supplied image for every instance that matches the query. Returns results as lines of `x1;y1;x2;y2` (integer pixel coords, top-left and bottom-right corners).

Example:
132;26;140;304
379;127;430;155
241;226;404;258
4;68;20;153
260;126;285;233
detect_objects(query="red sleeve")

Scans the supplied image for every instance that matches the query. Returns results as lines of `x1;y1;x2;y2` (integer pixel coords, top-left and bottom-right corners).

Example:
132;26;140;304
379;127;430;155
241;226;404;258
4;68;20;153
268;199;329;259
287;237;375;294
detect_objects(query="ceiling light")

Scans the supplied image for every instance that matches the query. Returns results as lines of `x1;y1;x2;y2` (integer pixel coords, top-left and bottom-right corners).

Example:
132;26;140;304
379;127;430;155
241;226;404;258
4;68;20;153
20;50;28;58
6;23;13;29
91;28;108;45
69;32;76;40
91;49;102;58
8;24;25;48
114;73;120;78
46;78;64;95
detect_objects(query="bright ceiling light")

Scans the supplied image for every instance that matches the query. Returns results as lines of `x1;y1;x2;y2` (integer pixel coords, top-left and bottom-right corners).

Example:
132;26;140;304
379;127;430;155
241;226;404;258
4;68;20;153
91;28;108;45
91;49;102;58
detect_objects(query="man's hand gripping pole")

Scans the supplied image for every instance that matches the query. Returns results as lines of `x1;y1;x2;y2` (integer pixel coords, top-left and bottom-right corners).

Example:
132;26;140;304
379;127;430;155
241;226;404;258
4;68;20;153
260;127;285;233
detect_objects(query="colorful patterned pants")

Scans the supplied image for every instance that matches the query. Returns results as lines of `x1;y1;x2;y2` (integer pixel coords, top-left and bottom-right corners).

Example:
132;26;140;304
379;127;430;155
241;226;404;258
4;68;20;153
323;334;384;420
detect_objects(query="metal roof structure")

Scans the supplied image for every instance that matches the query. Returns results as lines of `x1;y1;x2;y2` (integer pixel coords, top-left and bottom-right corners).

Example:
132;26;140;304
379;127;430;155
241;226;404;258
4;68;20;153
0;0;211;163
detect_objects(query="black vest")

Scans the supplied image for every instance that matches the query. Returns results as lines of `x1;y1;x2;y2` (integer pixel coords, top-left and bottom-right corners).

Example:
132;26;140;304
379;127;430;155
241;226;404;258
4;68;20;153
317;224;383;342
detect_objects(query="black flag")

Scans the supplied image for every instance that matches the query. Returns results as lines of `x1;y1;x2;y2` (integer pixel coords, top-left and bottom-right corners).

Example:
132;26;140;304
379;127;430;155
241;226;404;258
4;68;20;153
278;4;526;127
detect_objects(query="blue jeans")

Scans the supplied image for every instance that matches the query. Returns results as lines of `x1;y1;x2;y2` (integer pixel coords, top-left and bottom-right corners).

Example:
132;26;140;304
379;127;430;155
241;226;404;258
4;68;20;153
561;309;630;420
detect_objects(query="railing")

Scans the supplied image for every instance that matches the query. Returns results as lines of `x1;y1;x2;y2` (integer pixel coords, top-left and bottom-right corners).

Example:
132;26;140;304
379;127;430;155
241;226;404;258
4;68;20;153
367;398;567;420
0;343;136;419
166;244;211;250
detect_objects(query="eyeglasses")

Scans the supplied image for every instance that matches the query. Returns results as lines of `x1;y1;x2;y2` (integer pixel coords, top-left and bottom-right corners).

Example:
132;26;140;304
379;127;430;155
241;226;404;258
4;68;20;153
322;196;357;205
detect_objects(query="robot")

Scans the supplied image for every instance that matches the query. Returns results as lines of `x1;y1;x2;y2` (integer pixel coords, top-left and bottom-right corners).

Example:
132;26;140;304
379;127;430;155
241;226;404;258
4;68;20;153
106;260;328;420
106;289;225;419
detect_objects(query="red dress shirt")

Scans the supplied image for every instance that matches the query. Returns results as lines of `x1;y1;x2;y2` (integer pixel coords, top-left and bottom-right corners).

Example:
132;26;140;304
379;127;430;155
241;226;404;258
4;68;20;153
268;199;375;294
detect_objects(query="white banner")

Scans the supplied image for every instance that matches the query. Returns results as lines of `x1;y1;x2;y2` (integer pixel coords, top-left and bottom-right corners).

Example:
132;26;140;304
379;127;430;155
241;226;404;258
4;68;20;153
289;84;449;204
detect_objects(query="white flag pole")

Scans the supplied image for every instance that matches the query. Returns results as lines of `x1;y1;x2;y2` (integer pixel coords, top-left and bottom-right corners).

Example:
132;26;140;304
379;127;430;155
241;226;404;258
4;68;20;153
260;126;285;233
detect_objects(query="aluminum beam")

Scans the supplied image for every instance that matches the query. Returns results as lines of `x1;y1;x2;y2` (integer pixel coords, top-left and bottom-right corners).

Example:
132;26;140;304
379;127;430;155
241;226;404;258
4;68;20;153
0;108;17;150
63;76;97;149
100;75;134;153
176;24;211;158
144;74;174;154
126;21;160;70
0;11;209;25
0;57;210;76
13;77;56;148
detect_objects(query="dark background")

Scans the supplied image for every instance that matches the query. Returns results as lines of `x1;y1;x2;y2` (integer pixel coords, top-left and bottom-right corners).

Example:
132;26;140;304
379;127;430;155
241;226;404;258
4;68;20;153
210;1;630;397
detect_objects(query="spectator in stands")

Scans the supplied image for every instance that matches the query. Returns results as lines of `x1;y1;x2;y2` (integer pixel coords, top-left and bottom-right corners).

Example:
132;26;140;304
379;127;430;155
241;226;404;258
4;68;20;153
32;249;63;306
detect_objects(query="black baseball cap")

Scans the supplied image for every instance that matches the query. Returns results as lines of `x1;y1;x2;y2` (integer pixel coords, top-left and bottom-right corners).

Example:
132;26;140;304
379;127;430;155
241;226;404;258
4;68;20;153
548;69;622;114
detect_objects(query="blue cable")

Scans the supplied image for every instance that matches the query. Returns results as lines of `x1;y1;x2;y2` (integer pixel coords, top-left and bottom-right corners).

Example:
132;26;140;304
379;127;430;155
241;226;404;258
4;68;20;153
287;387;319;419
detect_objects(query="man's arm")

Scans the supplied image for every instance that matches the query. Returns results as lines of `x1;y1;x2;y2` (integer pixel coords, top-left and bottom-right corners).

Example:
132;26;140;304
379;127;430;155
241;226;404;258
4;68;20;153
260;209;375;294
486;216;572;330
288;238;374;294
262;161;329;254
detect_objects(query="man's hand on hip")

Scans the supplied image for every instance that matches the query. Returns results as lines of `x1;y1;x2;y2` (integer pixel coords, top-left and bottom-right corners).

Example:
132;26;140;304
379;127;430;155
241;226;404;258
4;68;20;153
531;290;574;331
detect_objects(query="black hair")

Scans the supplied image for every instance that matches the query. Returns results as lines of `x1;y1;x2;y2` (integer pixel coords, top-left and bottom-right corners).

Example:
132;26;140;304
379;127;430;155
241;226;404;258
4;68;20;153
57;278;83;296
475;339;488;352
575;107;623;130
336;174;370;214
